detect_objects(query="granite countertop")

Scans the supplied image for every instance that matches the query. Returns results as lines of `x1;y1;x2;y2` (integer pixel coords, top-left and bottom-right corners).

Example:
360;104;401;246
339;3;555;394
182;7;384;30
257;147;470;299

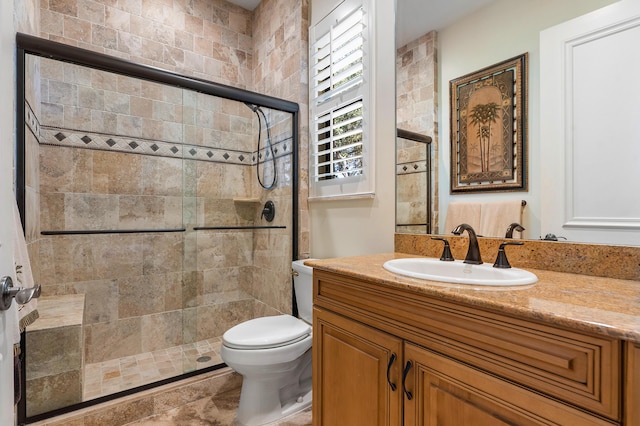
306;253;640;343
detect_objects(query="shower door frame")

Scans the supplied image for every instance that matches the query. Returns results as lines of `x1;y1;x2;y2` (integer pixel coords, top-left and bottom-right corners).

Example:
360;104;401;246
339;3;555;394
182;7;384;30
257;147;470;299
15;32;299;424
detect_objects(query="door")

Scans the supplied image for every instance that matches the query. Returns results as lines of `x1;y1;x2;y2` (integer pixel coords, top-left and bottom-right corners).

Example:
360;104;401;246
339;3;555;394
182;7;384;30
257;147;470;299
1;0;17;422
540;0;640;245
313;308;403;426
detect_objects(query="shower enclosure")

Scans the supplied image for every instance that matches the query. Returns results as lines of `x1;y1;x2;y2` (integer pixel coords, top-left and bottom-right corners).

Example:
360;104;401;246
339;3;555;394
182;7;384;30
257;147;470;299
15;34;298;422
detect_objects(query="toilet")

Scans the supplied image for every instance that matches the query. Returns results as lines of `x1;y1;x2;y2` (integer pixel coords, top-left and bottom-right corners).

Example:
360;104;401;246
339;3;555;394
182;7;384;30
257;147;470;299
220;259;315;426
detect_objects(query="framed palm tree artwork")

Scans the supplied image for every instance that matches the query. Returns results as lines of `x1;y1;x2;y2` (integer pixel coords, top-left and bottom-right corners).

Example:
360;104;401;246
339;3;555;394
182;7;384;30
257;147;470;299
449;53;528;193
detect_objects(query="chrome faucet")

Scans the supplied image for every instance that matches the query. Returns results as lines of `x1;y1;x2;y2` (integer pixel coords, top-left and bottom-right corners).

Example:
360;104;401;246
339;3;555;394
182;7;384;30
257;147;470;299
505;222;525;238
451;223;482;264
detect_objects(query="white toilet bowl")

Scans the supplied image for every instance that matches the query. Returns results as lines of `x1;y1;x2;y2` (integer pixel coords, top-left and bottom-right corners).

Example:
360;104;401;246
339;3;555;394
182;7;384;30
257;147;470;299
220;260;315;426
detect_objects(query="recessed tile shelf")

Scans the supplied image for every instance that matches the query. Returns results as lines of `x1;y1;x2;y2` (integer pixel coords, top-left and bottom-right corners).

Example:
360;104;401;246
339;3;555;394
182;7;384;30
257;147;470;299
232;197;261;204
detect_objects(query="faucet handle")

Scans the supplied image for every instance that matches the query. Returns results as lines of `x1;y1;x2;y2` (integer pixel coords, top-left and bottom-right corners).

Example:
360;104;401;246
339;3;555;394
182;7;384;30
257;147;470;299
431;237;455;261
493;241;524;269
505;223;525;238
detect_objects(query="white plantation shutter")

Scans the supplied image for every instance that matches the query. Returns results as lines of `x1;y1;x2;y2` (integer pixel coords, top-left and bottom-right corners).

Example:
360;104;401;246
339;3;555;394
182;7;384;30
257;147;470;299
315;100;363;180
311;6;364;106
309;0;374;199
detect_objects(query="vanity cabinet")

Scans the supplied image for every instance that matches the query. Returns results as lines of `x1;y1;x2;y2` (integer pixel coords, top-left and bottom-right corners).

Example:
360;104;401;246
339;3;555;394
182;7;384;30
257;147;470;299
312;269;623;426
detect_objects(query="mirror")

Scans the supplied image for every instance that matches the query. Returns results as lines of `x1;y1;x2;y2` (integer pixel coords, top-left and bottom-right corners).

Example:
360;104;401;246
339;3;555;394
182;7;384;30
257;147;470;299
395;129;432;234
395;0;627;243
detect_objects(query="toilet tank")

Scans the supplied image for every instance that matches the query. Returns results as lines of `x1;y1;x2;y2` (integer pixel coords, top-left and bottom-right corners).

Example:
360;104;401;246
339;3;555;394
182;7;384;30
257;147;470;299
292;259;315;324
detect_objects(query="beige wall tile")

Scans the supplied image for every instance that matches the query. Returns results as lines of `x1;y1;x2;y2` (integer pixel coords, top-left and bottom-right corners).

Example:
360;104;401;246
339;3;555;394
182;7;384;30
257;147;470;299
142;233;183;274
195;299;253;341
142;156;183;196
91;234;144;279
119;274;167;318
79;0;105;25
141;310;183;352
91;109;118;133
93;151;142;194
40;145;93;193
71;279;119;324
63;194;119;230
92;23;118;49
38;236;96;285
105;5;129;32
26;326;83;380
118;195;166;229
50;0;78;16
64;105;92;129
26;370;82;417
63;15;91;43
84;317;142;363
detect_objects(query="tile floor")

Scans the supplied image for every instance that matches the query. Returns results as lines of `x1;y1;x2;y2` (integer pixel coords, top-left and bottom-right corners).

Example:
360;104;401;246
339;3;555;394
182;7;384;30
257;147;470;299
53;338;312;425
124;386;312;425
83;338;223;400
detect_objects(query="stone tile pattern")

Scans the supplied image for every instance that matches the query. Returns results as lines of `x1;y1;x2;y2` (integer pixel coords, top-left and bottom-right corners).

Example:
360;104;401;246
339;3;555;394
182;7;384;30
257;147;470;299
26;294;86;417
36;139;289;365
22;0;309;417
396;31;439;233
82;337;223;401
31;369;311;426
40;0;254;89
252;0;310;259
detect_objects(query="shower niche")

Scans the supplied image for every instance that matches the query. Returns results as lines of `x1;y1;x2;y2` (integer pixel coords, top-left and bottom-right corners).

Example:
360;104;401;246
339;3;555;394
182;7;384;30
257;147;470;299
16;34;298;421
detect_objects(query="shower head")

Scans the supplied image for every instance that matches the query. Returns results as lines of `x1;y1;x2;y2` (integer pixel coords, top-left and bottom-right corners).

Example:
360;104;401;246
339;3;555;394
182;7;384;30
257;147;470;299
244;102;259;113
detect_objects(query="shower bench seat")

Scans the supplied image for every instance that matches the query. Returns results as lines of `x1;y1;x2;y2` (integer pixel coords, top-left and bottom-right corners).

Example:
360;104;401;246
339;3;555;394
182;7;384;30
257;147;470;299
25;294;85;417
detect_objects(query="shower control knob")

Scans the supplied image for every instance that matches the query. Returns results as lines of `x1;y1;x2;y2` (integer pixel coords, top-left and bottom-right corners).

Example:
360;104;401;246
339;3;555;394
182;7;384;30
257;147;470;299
0;276;42;311
261;201;275;222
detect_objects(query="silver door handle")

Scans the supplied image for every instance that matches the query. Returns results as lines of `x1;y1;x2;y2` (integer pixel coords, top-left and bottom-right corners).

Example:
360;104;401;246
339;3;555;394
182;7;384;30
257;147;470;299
0;276;41;311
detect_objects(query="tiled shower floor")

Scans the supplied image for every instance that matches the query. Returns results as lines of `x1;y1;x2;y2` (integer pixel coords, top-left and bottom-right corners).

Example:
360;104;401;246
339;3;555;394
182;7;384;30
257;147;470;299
83;337;223;400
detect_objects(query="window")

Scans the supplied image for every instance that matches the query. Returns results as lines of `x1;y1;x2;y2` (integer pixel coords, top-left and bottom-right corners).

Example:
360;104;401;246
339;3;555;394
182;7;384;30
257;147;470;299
309;0;373;199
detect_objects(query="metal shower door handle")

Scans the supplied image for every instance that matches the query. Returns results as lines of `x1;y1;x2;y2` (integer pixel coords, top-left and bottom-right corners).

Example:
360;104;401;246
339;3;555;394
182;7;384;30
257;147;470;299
0;276;41;311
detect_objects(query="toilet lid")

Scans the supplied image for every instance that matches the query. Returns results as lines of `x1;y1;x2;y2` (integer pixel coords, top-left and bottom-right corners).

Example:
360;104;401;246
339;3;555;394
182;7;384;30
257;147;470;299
223;315;311;349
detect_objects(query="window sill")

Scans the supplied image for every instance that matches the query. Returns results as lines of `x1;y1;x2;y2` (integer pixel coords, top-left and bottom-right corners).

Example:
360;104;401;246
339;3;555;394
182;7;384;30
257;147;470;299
307;192;375;202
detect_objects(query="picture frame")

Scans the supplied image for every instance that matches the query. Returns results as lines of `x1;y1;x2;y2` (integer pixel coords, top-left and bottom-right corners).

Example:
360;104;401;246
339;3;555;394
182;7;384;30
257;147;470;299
449;53;528;193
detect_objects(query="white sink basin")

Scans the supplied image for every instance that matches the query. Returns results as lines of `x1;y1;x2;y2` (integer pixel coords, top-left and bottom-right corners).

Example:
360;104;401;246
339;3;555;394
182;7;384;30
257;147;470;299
383;258;538;286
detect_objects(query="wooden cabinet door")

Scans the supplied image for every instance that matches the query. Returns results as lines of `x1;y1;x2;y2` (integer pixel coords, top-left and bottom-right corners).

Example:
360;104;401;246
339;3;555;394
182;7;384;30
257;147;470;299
313;308;403;426
625;342;640;426
403;343;614;426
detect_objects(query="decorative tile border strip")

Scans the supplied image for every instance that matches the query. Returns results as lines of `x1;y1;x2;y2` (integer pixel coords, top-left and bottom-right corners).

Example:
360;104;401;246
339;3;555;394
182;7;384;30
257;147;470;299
396;160;428;175
40;126;293;166
25;101;40;140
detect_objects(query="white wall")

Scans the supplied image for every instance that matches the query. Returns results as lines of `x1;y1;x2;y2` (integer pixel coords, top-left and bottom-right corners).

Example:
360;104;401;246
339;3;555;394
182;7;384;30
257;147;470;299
309;0;396;258
437;0;615;239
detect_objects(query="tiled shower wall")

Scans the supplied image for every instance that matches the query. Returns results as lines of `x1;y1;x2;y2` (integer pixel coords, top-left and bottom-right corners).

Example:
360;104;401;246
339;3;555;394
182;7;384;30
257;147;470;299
32;0;308;327
253;0;310;260
396;31;439;232
36;0;310;281
33;54;293;366
40;0;254;89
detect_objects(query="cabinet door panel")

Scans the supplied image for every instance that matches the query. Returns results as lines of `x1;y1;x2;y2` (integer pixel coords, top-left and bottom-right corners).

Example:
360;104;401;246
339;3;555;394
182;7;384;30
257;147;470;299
313;308;403;426
404;343;615;426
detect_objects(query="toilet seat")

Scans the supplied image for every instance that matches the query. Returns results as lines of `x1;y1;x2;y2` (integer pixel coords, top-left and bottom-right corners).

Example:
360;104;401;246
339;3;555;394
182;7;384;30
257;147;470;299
223;315;311;350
